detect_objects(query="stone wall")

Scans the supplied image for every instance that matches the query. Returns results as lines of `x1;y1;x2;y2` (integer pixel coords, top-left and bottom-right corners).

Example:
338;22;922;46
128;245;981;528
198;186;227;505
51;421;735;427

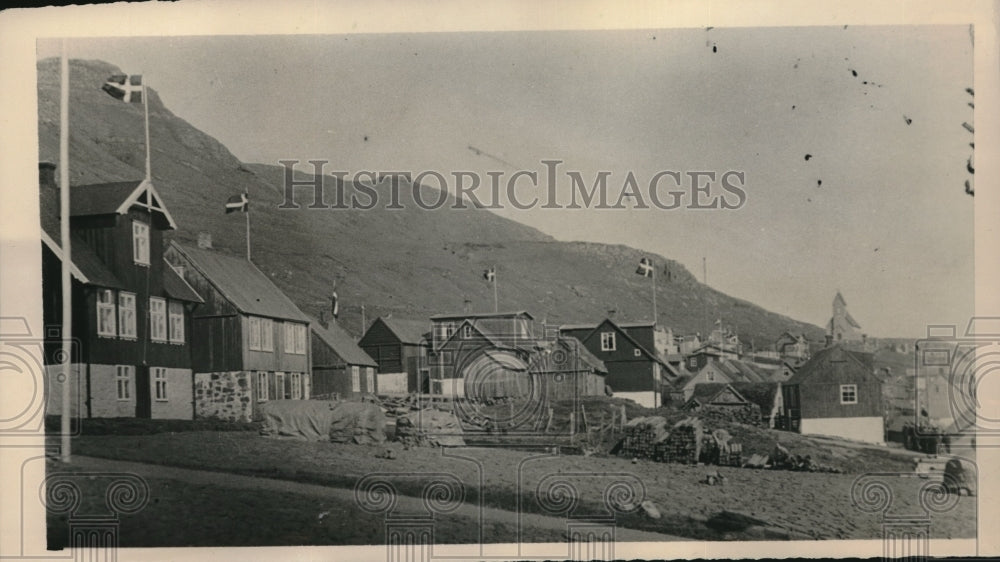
194;371;253;422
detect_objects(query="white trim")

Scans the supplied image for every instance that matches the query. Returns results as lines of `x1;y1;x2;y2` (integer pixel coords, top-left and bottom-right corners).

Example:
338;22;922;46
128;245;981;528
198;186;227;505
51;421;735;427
40;231;89;283
149;297;167;342
116;178;178;230
153;367;168;401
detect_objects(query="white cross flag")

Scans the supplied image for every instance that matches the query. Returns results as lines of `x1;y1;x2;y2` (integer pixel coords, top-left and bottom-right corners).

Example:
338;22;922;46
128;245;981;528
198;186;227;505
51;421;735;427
635;257;654;278
102;74;144;103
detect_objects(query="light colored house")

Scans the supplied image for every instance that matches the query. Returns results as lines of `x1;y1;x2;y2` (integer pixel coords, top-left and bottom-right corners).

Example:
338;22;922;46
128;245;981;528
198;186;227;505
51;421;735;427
681;359;780;400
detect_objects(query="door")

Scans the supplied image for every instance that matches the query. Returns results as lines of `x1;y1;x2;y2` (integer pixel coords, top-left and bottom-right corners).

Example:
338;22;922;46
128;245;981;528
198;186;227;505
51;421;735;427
135;365;151;418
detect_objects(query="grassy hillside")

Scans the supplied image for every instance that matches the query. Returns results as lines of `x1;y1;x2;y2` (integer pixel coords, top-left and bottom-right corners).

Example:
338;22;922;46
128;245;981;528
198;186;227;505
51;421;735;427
37;58;825;344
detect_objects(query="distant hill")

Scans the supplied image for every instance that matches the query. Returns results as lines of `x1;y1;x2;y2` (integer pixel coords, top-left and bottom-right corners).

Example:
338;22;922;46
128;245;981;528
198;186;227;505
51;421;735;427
37;58;826;345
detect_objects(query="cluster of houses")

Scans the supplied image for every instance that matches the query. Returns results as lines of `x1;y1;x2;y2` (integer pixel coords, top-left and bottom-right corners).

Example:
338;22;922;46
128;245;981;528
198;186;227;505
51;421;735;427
40;163;915;445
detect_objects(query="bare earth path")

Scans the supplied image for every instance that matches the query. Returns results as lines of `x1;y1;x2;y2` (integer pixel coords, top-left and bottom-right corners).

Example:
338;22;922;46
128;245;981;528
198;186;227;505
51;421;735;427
65;455;693;546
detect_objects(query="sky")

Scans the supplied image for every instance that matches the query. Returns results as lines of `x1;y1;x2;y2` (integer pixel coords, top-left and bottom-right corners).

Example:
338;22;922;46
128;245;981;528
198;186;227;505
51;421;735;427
37;26;975;337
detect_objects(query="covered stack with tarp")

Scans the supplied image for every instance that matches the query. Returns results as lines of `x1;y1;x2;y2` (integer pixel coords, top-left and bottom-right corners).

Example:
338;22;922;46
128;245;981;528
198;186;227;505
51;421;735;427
328;401;388;444
395;408;465;447
259;400;338;441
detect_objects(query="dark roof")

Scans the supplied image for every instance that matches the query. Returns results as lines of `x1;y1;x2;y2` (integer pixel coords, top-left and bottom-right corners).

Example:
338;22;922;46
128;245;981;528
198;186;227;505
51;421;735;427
312;320;377;367
69;179;178;229
687;383;749;405
727;381;781;411
571;318;669;369
431;311;534;321
39;187;124;289
162;263;203;303
554;336;608;374
560;321;655;331
170;242;310;322
377;317;430;345
713;359;779;383
785;345;875;385
70;181;142;216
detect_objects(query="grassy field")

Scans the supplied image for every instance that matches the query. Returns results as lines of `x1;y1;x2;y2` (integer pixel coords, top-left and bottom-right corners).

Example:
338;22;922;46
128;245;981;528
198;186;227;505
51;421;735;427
68;429;976;541
46;461;568;548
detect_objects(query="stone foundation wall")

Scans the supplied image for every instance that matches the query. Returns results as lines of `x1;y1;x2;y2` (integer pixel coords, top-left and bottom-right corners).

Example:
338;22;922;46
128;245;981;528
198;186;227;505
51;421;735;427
194;371;253;422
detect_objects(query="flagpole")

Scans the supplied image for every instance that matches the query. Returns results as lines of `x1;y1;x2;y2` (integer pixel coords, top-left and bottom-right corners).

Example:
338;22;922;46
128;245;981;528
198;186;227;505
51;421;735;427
493;266;499;313
652;263;657;327
142;80;151;181
59;40;72;463
245;190;251;261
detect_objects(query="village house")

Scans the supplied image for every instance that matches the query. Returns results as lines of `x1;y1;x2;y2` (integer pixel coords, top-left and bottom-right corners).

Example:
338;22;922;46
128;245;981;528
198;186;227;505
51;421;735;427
682;343;729;372
781;345;885;443
684;381;784;428
676;358;781;400
427;311;539;398
775;331;810;360
560;319;676;408
311;318;379;400
358;317;431;394
164;239;312;422
39;163;202;419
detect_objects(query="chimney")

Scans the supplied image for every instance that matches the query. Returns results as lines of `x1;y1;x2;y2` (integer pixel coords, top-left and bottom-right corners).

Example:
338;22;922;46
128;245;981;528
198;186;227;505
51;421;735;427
39;162;57;190
197;232;213;249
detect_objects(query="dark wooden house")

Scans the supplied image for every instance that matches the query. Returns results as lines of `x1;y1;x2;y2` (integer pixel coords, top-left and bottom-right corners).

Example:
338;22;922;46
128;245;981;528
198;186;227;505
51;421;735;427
781;345;884;443
311;319;378;400
358;317;430;393
39;163;202;419
164;241;312;422
560;319;674;408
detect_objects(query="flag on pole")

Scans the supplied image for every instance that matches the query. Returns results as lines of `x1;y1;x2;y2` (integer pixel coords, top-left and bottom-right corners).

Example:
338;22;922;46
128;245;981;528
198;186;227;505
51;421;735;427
331;290;339;319
483;267;496;282
635;257;653;278
102;74;144;103
225;193;248;213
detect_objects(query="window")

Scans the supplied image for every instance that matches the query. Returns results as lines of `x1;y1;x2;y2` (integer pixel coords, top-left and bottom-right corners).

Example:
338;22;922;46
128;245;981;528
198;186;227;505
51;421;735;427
256;372;269;401
689;357;698;368
290;373;302;399
260;318;273;351
168;301;184;343
149;297;167;342
840;384;858;405
96;289;117;337
707;371;715;381
153;367;168;401
351;366;360;392
633;348;641;357
294;324;306;354
115;365;132;400
275;372;285;399
600;332;616;351
118;292;137;339
132;221;149;265
462;325;473;339
284;322;295;353
249;317;261;350
365;367;375;393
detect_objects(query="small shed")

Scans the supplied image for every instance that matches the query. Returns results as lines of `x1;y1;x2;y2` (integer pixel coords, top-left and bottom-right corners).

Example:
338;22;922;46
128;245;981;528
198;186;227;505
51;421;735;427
311;320;379;400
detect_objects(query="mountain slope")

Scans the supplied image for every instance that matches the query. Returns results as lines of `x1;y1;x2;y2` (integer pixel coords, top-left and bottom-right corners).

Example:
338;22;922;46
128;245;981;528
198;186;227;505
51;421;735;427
37;58;825;344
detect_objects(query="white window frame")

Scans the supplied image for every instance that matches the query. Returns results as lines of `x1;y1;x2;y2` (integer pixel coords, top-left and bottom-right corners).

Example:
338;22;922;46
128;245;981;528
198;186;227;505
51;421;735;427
248;316;261;351
260;318;274;352
633;348;641;357
365;367;375;393
351;365;360;392
290;372;302;399
275;372;285;399
256;371;269;401
168;301;185;344
294;324;307;355
118;292;137;339
284;322;295;353
153;367;168;401
96;289;117;337
600;332;616;351
840;384;858;405
132;221;150;265
116;365;132;400
149;297;167;342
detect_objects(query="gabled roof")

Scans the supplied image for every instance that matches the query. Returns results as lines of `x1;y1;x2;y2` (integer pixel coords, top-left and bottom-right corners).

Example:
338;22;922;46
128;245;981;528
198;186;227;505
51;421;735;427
162;262;203;303
372;317;429;345
169;242;310;323
560;321;655;331
551;336;608;374
687;383;750;406
573;318;670;371
435;318;503;349
726;381;781;411
712;359;779;383
312;320;377;367
40;184;125;289
431;310;534;321
690;343;726;356
784;345;875;385
70;179;178;229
